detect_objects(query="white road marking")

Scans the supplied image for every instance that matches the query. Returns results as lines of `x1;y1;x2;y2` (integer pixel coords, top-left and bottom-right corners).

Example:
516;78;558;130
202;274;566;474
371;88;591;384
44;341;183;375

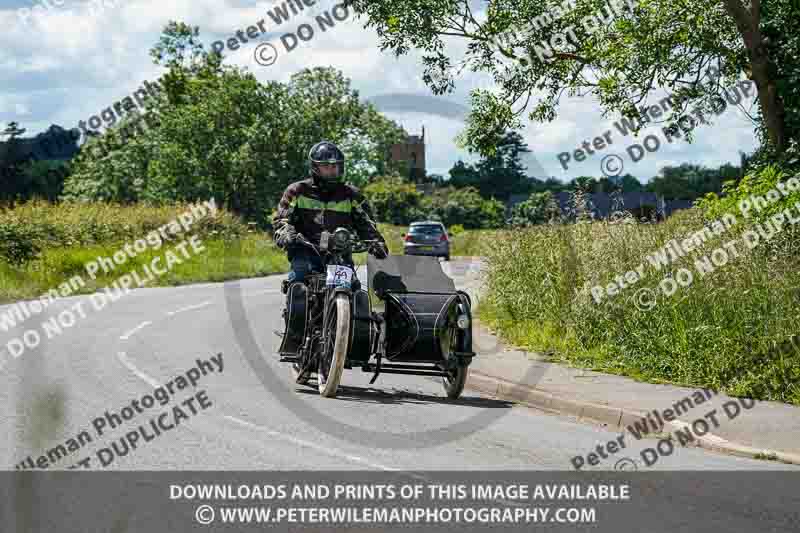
252;289;280;295
120;321;152;340
224;415;403;472
166;301;212;316
117;351;162;388
116;353;411;474
223;416;520;494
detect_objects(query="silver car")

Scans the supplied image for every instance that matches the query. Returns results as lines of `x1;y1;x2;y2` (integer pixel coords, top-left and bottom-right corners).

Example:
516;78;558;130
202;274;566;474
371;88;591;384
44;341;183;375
402;221;450;261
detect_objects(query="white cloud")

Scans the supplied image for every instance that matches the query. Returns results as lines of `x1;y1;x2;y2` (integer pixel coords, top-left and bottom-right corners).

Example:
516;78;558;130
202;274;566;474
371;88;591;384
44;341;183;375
0;0;760;184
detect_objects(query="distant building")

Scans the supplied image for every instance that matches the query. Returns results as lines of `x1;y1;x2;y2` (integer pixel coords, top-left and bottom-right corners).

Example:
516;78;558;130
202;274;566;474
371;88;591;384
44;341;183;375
390;127;426;182
507;193;530;211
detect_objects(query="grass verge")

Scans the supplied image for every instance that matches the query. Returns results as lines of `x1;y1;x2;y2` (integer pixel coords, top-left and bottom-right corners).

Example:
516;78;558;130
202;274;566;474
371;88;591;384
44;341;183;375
0;201;288;303
0;234;289;304
0;212;488;304
478;207;800;405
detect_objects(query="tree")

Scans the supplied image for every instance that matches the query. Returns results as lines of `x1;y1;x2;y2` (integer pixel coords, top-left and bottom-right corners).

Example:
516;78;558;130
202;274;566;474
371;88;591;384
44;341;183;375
473;130;532;200
423;186;506;228
1;123;25;202
570;176;596;193
509;191;560;226
425;173;445;185
18;160;70;201
448;130;532;200
2;122;26;139
618;173;645;192
363;174;425;224
62;22;407;225
1;123;30;202
448;159;481;189
344;0;799;158
645;162;742;199
541;176;568;193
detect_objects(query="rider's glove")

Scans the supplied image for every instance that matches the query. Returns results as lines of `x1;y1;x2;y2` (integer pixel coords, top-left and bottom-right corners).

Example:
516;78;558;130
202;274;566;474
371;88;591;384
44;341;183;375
370;242;389;259
285;229;306;247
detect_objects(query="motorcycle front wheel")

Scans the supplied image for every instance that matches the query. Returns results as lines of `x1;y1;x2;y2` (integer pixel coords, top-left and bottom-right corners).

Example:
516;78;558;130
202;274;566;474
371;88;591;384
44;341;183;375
318;293;350;398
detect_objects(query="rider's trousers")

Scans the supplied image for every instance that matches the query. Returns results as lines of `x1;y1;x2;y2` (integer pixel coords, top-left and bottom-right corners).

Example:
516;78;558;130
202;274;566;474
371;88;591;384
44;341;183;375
287;248;325;283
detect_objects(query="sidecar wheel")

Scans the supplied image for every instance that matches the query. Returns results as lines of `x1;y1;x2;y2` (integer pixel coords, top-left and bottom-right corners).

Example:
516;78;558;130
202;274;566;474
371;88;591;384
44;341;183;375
443;365;468;399
318;293;350;398
440;321;469;399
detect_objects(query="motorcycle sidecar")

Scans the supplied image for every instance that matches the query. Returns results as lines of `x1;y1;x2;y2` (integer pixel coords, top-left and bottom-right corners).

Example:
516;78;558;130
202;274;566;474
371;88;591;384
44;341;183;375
359;255;476;398
277;255;476;398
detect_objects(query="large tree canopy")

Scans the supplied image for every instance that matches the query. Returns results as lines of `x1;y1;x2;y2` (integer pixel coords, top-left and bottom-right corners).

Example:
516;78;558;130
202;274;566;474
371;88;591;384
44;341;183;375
448;130;532;200
62;22;407;224
344;0;799;158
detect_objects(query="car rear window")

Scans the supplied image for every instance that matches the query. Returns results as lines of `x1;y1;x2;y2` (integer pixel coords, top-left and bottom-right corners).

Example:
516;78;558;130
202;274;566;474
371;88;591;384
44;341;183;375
410;225;444;234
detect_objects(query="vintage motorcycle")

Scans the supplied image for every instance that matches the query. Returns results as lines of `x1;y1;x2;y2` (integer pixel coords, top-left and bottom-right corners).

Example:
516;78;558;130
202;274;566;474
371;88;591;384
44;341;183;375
277;227;475;399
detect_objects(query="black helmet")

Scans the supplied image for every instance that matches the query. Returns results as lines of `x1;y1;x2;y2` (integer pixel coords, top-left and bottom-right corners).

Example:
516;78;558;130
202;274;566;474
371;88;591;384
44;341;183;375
309;141;345;185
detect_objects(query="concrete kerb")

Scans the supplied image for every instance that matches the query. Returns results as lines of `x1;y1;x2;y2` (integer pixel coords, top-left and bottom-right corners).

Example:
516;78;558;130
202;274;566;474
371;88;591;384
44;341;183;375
464;369;800;466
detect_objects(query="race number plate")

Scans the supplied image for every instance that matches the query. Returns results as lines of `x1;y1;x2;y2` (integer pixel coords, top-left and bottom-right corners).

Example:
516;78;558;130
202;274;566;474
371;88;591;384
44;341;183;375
326;265;354;288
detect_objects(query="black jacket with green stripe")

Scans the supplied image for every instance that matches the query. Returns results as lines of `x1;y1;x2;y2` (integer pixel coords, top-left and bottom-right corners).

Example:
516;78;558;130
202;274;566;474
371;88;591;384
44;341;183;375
272;178;386;258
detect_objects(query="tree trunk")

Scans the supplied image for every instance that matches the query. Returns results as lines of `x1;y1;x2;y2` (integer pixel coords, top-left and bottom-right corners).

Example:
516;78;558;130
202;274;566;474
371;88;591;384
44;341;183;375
722;0;786;152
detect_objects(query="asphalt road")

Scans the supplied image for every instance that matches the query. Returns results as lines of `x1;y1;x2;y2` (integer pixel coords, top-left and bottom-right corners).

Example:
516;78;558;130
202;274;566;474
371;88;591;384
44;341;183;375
1;259;797;472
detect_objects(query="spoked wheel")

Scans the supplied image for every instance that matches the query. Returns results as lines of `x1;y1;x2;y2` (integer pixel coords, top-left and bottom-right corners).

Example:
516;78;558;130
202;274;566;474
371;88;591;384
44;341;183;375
440;322;468;399
317;293;350;398
443;365;468;399
291;363;312;385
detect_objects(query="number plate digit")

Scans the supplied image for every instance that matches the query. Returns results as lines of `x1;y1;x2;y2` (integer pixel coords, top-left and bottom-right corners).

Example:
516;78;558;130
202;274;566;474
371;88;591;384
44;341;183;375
326;265;354;288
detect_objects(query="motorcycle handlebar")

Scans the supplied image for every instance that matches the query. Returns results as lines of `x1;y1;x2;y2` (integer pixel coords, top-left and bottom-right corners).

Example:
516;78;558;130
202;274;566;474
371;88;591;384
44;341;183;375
296;236;382;255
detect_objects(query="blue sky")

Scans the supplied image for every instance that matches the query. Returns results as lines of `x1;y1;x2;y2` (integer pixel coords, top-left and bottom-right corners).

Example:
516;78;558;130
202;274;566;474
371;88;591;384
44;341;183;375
0;0;760;183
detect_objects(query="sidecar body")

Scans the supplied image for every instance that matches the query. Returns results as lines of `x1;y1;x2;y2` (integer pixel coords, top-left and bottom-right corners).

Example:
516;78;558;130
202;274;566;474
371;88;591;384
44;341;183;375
278;255;475;380
352;255;475;382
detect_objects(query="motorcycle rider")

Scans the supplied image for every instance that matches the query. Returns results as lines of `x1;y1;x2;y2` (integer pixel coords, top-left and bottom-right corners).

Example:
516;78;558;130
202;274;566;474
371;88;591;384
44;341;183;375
272;140;389;285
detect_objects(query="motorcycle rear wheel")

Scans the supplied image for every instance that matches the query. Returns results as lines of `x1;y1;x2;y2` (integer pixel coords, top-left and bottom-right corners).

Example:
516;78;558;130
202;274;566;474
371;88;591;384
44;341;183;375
318;293;350;398
443;365;468;399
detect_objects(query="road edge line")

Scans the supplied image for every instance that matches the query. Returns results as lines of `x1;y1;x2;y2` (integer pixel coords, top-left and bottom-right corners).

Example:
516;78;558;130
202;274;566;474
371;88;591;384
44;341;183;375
465;369;800;466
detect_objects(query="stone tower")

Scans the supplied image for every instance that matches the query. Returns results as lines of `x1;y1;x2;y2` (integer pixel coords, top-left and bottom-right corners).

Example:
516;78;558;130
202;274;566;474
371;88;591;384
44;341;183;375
390;126;426;182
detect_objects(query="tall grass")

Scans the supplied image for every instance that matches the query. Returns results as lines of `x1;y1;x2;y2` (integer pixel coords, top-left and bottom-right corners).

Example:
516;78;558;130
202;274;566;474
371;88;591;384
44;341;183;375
0;210;491;303
480;208;800;405
0;201;289;302
0;200;247;251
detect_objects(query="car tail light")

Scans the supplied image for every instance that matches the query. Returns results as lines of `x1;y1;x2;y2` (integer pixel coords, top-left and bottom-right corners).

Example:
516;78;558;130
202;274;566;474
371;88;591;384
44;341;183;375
405;234;412;242
440;234;448;242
